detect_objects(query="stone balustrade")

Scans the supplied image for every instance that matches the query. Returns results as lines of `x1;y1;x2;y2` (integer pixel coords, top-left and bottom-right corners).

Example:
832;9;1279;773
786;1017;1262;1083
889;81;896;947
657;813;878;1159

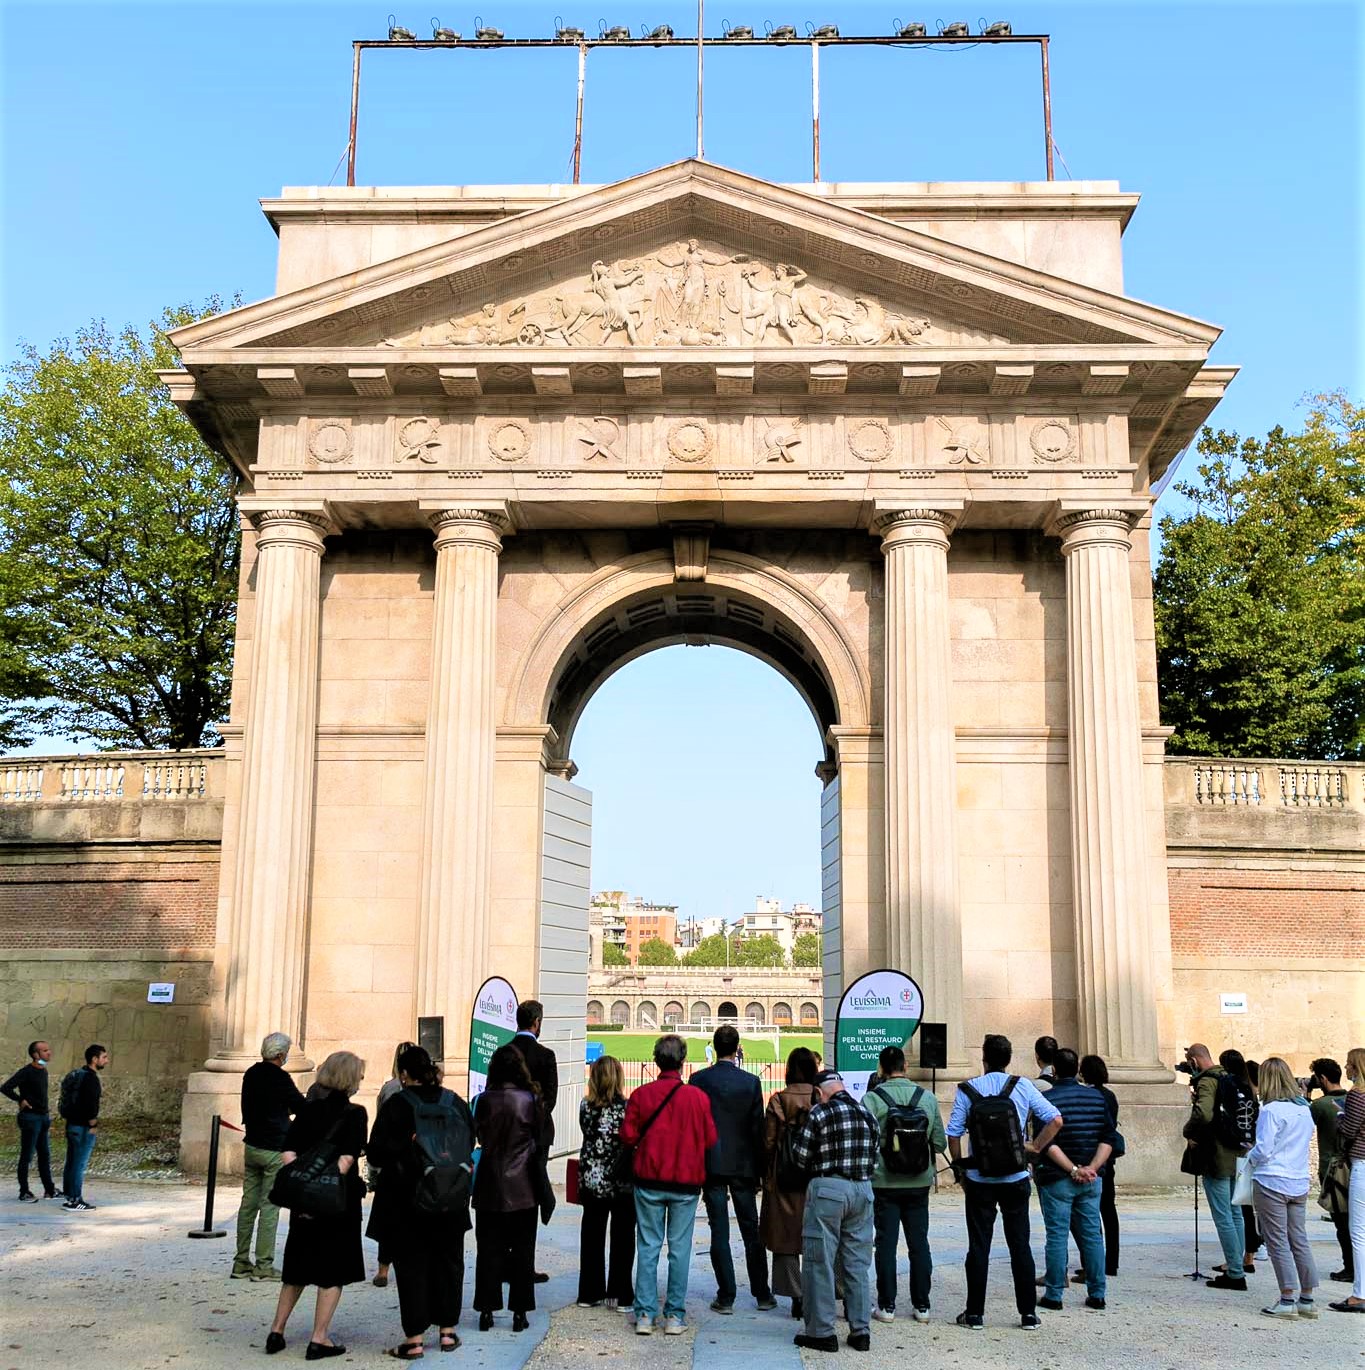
0;749;225;846
1170;757;1362;812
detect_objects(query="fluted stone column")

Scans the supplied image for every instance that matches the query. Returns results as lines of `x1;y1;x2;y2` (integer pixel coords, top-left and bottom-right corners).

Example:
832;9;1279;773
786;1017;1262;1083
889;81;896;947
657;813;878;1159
876;508;968;1068
415;507;508;1069
1055;508;1164;1078
210;508;330;1069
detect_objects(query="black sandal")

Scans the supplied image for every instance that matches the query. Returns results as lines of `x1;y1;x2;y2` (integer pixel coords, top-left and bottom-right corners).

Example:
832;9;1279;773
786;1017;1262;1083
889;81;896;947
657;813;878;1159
385;1344;424;1359
439;1333;460;1352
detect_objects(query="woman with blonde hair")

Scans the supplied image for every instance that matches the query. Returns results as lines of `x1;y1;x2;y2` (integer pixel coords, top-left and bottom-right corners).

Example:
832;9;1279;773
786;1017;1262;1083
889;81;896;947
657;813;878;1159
1246;1056;1317;1319
575;1054;635;1309
1330;1046;1365;1315
266;1050;368;1359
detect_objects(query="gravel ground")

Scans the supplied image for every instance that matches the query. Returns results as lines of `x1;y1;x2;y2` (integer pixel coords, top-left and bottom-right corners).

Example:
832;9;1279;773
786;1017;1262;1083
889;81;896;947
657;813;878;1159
0;1180;1352;1370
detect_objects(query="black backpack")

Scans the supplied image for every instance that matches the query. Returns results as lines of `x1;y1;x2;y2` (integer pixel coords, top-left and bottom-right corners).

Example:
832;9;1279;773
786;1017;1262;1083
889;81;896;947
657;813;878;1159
58;1068;85;1121
1212;1074;1256;1152
871;1085;932;1175
403;1087;474;1214
960;1077;1027;1178
774;1104;812;1192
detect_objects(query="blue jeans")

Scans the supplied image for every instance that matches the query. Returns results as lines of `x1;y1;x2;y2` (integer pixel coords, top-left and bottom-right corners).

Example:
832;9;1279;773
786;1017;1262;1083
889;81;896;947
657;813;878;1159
1038;1179;1106;1303
17;1111;54;1195
63;1125;97;1201
802;1177;874;1339
1203;1174;1245;1273
703;1178;771;1304
634;1187;699;1322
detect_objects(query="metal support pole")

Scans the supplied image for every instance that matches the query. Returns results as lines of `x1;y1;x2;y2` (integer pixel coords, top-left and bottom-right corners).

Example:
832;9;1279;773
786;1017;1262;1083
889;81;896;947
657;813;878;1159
572;43;586;183
1040;36;1054;181
695;0;704;158
811;41;821;181
346;42;361;187
187;1114;228;1238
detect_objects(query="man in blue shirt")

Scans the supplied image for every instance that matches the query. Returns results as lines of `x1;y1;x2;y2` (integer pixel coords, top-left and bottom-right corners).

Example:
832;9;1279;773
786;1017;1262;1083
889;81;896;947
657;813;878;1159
1033;1048;1117;1311
947;1034;1062;1330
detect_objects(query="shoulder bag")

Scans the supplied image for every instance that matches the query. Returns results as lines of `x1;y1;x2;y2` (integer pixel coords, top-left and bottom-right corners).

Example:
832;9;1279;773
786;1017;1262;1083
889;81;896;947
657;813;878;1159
269;1111;349;1217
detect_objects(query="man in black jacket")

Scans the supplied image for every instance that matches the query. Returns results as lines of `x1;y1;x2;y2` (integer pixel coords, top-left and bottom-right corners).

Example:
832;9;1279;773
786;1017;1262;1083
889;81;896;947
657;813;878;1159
509;1000;559;1281
690;1025;775;1312
234;1031;306;1279
2;1040;58;1200
60;1043;108;1211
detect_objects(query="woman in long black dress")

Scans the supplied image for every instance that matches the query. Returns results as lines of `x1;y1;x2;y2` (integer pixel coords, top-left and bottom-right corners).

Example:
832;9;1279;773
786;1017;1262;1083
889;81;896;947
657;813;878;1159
472;1044;544;1332
266;1050;367;1360
367;1044;474;1359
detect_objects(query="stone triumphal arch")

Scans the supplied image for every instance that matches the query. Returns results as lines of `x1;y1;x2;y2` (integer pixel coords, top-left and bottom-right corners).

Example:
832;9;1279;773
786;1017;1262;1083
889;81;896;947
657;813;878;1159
168;160;1233;1176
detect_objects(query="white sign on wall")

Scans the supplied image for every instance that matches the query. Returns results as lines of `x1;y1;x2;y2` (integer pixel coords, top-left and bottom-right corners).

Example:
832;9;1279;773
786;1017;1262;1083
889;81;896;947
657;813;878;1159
1219;992;1248;1015
147;982;175;1004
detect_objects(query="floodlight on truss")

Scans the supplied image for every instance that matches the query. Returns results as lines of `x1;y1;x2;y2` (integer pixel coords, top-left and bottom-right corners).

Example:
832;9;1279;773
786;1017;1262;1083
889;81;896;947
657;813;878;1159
555;16;586;40
643;22;674;40
982;19;1012;35
599;21;632;39
765;21;798;40
894;19;927;37
473;16;504;39
807;21;839;38
387;13;416;40
723;21;755;38
431;17;459;40
938;19;970;36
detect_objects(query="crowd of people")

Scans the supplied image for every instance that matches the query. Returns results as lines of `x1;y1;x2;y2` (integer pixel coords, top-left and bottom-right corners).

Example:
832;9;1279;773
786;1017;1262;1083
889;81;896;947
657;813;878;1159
8;1018;1364;1357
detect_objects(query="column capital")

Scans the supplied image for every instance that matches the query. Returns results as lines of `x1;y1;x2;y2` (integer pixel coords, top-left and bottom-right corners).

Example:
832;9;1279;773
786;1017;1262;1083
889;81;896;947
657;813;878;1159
872;505;962;550
246;506;334;553
424;503;511;553
1047;505;1142;554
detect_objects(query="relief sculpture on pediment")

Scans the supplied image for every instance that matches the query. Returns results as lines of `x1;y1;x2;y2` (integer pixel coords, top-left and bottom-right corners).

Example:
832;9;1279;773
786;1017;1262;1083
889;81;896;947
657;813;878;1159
379;239;936;350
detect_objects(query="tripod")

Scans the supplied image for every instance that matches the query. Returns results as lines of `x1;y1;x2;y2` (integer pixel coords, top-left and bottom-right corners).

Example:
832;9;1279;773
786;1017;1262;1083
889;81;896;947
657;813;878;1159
1185;1175;1206;1280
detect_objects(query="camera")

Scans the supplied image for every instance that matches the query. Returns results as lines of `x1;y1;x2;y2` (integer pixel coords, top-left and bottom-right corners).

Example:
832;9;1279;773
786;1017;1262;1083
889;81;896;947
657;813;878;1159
1174;1061;1194;1076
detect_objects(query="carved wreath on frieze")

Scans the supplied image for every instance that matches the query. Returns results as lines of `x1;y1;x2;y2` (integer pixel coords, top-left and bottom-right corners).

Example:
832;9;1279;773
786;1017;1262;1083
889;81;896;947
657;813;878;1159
307;420;353;464
667;419;714;464
847;419;893;464
1030;419;1076;464
487;419;532;463
380;240;937;351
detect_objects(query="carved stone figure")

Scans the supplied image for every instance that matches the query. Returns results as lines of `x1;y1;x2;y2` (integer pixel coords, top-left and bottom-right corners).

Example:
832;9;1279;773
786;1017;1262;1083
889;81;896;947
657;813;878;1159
655;239;746;336
760;416;804;464
554;261;647;344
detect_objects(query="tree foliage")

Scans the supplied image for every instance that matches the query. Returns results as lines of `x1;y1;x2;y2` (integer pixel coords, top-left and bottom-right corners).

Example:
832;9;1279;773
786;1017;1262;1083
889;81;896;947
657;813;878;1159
637;936;677;966
602;942;628;967
734;934;787;968
0;303;240;750
1155;392;1364;760
682;933;737;967
792;931;822;967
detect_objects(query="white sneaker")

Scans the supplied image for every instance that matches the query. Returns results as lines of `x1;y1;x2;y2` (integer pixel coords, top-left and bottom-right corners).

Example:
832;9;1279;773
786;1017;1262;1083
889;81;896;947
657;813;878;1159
635;1315;654;1335
1261;1301;1298;1320
1297;1300;1319;1320
661;1316;685;1335
872;1308;895;1323
911;1308;931;1324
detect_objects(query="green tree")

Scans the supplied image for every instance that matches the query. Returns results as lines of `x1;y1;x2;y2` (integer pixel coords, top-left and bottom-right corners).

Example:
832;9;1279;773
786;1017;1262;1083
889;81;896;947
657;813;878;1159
637;936;677;966
1155;392;1364;759
734;934;787;968
602;942;628;967
0;303;241;750
682;933;736;967
792;931;822;967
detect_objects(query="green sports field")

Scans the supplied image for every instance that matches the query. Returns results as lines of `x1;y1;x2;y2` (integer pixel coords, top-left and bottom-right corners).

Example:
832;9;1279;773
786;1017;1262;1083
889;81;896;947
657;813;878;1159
586;1031;822;1064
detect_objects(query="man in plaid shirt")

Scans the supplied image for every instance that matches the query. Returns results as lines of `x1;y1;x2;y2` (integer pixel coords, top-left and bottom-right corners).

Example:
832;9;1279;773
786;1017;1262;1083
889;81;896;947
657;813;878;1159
789;1069;880;1352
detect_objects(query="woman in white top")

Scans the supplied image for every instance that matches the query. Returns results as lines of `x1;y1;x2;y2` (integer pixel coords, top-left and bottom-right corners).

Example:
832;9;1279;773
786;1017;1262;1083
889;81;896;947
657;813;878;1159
1247;1057;1319;1319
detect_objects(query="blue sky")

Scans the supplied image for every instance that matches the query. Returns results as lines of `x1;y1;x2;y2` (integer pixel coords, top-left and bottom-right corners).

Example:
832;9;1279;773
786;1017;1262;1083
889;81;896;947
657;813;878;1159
2;2;1360;918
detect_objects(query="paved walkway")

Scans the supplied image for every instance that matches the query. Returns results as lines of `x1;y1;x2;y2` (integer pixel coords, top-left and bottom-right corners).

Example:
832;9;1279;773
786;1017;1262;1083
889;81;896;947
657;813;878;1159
0;1180;1349;1369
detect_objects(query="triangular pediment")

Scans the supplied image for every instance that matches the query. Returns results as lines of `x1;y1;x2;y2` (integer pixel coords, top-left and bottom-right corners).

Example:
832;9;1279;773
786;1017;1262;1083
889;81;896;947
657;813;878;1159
170;160;1219;359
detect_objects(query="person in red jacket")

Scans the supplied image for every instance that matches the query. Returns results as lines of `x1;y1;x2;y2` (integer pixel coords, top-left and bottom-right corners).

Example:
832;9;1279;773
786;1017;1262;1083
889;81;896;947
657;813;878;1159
622;1034;717;1336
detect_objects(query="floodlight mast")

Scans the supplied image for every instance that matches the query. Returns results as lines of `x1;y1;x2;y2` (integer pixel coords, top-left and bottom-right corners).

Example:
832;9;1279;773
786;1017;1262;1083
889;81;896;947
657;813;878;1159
344;25;1055;188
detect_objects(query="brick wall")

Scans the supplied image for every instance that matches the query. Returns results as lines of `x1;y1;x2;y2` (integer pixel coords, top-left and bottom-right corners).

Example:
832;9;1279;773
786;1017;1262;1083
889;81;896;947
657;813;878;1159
0;860;217;950
1169;868;1364;958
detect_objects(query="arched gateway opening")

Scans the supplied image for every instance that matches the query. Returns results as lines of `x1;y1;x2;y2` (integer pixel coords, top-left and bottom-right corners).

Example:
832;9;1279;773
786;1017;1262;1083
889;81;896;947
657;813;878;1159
505;544;873;1136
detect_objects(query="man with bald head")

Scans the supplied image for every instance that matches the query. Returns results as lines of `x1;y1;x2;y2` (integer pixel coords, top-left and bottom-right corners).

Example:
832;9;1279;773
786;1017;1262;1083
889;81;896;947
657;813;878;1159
2;1040;57;1200
1182;1043;1247;1290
